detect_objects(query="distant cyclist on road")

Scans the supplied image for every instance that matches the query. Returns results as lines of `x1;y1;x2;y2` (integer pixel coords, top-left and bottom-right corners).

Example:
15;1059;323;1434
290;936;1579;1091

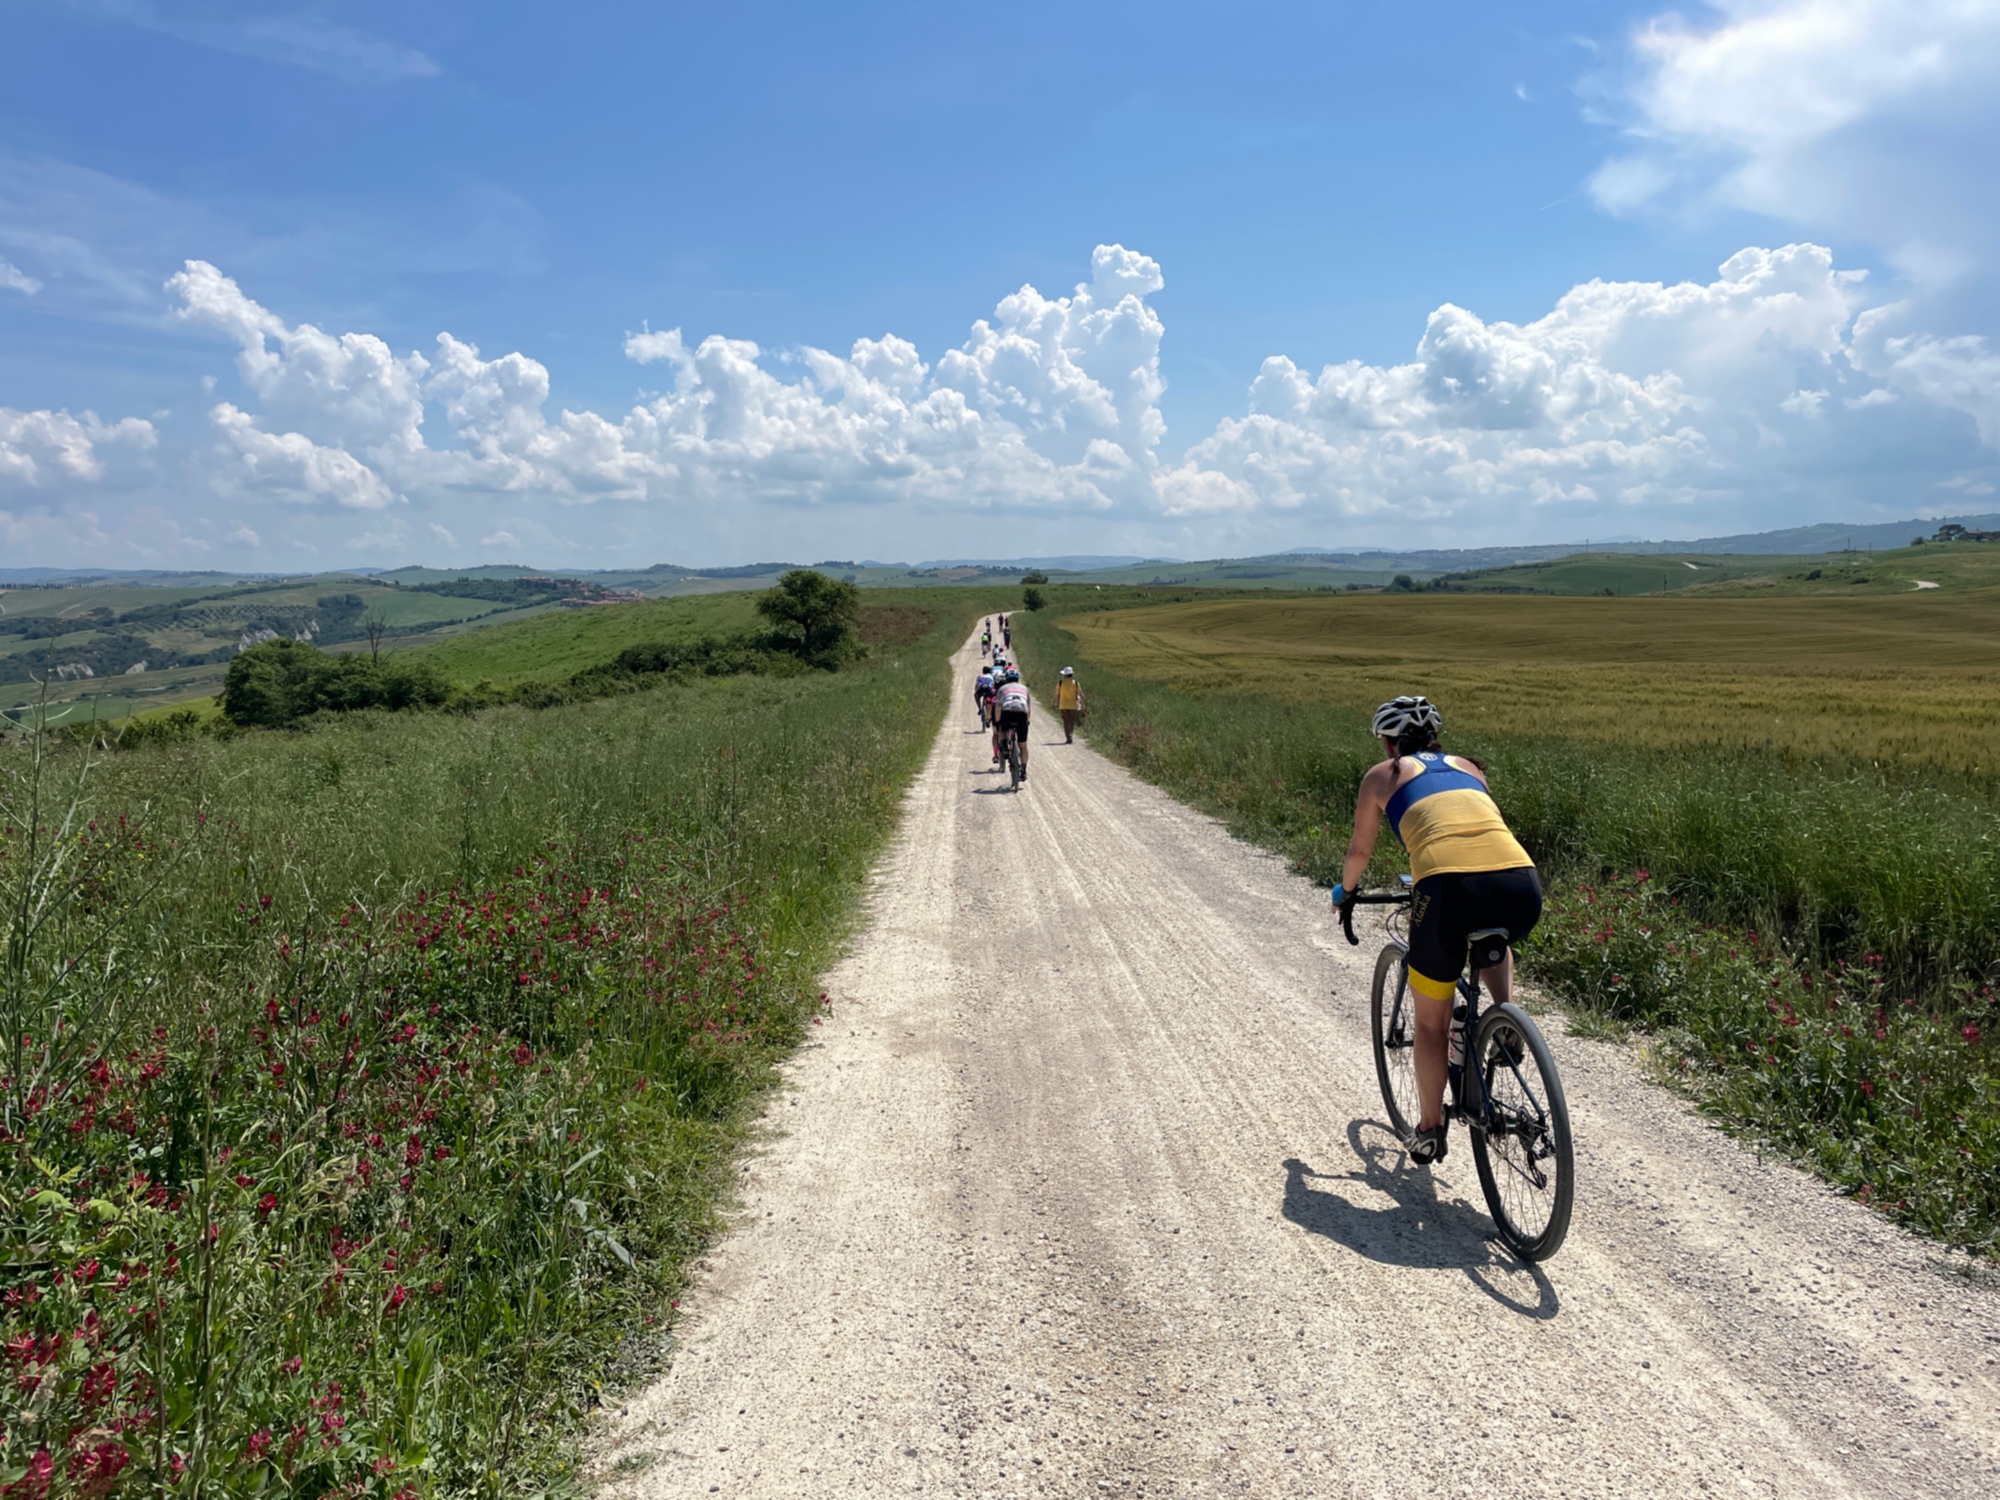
1328;696;1540;1165
973;660;997;727
981;625;992;657
992;666;1031;779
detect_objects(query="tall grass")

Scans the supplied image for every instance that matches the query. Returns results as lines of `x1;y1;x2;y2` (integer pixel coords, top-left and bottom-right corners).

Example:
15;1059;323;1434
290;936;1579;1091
1015;603;2000;1254
0;607;969;1497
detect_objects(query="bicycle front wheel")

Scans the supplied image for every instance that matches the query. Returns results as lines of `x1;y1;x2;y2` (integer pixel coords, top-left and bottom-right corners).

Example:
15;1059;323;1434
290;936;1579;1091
1369;942;1421;1141
1468;1002;1574;1261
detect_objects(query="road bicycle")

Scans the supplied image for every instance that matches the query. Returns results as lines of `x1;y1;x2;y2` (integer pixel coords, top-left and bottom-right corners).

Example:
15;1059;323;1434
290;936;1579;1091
1342;881;1574;1261
998;724;1025;790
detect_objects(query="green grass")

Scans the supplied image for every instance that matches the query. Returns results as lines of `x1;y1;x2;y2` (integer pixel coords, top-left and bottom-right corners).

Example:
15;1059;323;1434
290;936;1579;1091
405;595;766;687
0;595;982;1495
1013;596;2000;1258
1435;540;2000;596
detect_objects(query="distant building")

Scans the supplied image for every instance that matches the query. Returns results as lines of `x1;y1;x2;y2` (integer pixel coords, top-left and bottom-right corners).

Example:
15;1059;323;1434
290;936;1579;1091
1932;524;2000;543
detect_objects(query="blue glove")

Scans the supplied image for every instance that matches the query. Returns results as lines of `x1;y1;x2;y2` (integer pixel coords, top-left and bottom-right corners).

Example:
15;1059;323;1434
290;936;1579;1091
1329;882;1349;910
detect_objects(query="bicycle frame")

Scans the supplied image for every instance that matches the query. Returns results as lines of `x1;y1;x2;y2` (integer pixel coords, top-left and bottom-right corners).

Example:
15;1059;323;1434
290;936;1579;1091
1349;891;1535;1139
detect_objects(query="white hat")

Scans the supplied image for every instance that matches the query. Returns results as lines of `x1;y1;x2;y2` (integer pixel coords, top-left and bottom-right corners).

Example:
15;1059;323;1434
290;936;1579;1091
1060;666;1075;676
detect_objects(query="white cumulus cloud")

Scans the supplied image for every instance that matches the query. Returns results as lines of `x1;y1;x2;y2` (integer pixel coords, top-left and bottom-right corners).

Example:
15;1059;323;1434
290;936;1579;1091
167;244;1173;517
0;406;155;487
1592;0;2000;292
129;240;2000;551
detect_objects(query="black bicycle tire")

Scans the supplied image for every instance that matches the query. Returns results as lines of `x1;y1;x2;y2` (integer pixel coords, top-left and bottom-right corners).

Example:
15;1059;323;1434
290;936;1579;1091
1468;1002;1574;1261
1369;942;1420;1140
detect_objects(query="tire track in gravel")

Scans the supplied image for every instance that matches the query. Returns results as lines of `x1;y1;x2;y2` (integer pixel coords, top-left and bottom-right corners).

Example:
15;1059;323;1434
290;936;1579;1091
593;633;2000;1499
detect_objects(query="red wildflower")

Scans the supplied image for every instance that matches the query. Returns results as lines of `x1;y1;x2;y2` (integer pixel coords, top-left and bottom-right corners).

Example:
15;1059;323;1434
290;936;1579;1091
385;1284;407;1315
244;1430;273;1464
1965;1023;1984;1046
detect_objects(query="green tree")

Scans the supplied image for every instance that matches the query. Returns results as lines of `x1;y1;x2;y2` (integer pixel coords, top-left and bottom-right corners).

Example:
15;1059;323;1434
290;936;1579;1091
755;569;861;669
1388;574;1416;592
1022;586;1046;612
1020;570;1050;585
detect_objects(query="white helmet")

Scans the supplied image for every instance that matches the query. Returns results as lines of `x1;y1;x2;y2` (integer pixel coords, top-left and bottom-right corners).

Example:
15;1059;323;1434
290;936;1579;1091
1060;666;1074;677
1371;695;1442;741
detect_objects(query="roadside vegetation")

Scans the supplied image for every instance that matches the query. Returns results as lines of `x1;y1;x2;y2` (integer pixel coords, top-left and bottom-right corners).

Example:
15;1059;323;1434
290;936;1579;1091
0;580;983;1496
1013;590;2000;1259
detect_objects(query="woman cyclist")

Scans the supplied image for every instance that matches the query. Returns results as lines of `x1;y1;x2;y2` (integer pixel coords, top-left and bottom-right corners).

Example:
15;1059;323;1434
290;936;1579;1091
1328;696;1541;1164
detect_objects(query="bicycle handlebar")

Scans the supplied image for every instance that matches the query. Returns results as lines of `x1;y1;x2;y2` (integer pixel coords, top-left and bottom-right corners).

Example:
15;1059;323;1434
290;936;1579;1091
1338;889;1411;946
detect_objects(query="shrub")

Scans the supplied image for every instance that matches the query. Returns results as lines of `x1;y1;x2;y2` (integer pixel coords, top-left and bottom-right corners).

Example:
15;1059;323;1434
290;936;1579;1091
220;641;449;729
1022;586;1046;612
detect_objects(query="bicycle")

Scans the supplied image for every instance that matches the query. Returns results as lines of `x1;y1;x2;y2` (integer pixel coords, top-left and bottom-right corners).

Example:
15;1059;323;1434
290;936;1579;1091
998;724;1025;791
1341;882;1574;1261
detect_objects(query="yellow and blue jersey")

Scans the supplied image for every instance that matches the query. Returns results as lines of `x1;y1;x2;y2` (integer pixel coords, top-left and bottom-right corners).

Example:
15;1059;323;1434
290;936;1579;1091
1384;753;1533;882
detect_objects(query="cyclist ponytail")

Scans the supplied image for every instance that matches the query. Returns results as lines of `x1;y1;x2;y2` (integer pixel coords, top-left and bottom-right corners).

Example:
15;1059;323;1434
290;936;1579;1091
1394;725;1441;757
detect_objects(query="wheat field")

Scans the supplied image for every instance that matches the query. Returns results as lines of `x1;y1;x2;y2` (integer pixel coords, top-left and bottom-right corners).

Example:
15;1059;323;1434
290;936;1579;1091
1058;590;2000;771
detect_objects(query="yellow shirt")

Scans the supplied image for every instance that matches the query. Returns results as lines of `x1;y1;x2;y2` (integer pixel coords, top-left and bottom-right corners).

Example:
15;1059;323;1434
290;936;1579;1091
1384;753;1532;882
1056;679;1081;709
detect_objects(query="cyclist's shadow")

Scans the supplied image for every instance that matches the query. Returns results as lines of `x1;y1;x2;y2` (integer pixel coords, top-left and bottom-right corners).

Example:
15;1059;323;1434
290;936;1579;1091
1281;1121;1560;1320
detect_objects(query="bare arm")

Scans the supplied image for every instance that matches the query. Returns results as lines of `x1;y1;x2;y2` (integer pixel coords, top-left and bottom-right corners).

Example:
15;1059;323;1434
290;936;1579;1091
1340;759;1398;892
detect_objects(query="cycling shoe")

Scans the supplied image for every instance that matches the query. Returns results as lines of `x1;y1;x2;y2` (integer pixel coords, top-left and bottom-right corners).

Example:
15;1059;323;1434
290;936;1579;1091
1408;1124;1449;1164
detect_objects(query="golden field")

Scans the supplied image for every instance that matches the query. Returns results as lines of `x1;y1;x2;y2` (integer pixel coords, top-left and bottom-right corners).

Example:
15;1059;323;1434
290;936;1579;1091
1056;589;2000;772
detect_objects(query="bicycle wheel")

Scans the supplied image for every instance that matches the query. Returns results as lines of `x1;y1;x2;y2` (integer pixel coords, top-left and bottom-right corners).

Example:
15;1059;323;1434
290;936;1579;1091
1468;1002;1574;1261
1369;942;1421;1141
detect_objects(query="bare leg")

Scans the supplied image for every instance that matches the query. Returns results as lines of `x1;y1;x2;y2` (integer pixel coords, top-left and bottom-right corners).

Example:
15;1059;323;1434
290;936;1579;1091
1412;992;1452;1131
1480;949;1515;1004
1020;729;1029;771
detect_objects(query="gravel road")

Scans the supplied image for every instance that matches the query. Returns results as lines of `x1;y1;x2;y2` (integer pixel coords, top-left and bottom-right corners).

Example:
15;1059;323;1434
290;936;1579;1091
594;635;2000;1499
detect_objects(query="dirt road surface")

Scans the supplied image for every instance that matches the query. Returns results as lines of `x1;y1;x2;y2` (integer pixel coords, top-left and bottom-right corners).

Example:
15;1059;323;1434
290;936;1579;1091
595;636;2000;1499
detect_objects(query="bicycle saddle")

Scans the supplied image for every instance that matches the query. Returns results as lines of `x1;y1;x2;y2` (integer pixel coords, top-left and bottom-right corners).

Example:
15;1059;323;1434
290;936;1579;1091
1466;927;1511;971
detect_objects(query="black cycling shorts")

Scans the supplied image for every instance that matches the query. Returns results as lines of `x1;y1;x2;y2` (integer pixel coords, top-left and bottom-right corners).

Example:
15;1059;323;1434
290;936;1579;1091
1405;866;1542;1002
996;709;1029;737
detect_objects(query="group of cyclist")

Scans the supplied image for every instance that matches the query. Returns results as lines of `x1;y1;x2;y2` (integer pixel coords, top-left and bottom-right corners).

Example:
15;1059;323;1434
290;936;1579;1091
972;620;1041;779
974;601;1545;1170
969;598;1556;1218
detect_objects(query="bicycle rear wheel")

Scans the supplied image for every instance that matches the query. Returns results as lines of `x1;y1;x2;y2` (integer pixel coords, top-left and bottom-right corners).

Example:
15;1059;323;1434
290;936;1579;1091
1008;735;1023;789
1369;942;1421;1141
1468;1002;1574;1261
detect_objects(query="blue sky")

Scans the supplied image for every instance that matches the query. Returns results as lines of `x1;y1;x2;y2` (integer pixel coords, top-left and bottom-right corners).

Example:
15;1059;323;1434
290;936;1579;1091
2;0;1998;567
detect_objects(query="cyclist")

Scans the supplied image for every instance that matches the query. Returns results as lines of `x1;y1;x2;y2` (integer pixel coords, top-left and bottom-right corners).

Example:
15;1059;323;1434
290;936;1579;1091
973;660;997;727
981;625;992;657
1328;696;1541;1164
992;666;1031;777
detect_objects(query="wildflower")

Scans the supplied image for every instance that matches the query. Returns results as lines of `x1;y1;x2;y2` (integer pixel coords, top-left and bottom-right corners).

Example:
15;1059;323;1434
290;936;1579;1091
244;1430;273;1464
257;1192;277;1219
281;1355;303;1376
385;1284;407;1315
1965;1023;1984;1046
1859;1079;1876;1099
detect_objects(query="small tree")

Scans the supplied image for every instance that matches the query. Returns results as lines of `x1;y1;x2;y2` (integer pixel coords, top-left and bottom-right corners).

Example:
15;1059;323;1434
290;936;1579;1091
1022;586;1046;612
1389;574;1416;592
1020;570;1049;585
755;569;861;669
363;608;390;661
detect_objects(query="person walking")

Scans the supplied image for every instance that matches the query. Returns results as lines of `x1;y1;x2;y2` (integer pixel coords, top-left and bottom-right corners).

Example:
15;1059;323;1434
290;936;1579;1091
1055;666;1083;742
